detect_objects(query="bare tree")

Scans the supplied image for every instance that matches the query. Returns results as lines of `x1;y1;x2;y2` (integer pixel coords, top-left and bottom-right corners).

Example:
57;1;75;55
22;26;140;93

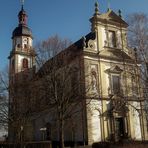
0;68;9;131
33;35;97;148
34;35;76;148
35;35;72;68
0;67;36;144
127;13;148;116
7;36;71;144
34;55;79;148
8;70;37;143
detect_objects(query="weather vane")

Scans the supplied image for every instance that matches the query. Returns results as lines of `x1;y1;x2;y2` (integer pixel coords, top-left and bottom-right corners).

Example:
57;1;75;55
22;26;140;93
20;0;25;6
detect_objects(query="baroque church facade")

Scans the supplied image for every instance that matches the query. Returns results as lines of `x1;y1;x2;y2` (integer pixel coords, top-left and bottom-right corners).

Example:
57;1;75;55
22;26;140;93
8;2;148;145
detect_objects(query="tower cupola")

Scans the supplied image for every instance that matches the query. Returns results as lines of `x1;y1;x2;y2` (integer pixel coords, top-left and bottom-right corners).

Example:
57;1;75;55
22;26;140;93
12;4;32;39
18;5;28;25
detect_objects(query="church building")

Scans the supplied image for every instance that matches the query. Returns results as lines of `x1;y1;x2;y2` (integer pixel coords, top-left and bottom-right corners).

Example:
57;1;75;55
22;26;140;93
8;2;148;146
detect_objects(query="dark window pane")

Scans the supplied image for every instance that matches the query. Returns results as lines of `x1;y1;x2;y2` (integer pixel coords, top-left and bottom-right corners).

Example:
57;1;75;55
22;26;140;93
22;58;28;69
112;75;120;94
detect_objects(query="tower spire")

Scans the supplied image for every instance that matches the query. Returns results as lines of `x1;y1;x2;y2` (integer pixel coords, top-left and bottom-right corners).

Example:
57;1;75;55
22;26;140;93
18;0;27;25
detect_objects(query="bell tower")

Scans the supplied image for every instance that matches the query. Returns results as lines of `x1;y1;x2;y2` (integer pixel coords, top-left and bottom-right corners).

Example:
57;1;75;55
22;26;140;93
8;3;36;82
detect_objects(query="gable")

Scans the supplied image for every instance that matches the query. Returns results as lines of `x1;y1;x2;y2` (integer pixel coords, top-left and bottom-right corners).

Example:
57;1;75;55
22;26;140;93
92;9;128;27
107;10;128;26
105;65;123;74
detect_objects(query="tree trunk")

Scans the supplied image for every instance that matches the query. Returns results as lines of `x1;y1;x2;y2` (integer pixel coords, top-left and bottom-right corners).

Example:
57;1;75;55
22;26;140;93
59;118;64;148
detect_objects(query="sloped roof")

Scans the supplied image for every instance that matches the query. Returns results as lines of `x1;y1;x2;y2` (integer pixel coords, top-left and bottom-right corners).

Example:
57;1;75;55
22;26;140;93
12;25;33;38
36;32;96;78
71;32;96;49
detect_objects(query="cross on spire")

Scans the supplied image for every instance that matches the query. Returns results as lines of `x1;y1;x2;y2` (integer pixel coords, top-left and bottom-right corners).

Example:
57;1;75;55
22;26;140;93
21;0;25;5
20;0;25;8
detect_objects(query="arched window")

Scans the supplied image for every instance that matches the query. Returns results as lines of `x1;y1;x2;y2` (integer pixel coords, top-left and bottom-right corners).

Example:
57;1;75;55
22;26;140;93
22;58;28;69
17;44;21;48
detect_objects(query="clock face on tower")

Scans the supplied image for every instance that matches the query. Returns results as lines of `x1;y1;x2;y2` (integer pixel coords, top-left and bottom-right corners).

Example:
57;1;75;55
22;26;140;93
23;38;27;44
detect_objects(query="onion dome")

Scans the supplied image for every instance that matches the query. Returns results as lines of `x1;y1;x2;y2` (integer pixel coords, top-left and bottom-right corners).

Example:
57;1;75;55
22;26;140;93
12;5;33;38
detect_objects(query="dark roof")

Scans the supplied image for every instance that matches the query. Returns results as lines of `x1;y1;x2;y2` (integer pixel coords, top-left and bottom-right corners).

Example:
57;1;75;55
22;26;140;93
72;32;96;49
35;32;96;78
12;25;32;38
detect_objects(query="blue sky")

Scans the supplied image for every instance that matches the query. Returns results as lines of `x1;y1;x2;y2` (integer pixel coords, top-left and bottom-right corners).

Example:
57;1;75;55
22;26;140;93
0;0;148;70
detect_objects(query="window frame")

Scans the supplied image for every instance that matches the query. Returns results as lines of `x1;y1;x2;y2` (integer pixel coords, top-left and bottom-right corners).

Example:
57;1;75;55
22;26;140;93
108;30;116;48
111;74;121;95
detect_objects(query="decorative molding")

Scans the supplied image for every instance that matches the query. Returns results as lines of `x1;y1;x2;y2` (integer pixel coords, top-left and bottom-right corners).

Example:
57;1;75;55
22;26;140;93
105;65;123;74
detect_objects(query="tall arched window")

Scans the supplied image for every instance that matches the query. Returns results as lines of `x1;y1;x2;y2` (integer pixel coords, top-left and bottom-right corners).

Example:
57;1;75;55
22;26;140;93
22;58;28;69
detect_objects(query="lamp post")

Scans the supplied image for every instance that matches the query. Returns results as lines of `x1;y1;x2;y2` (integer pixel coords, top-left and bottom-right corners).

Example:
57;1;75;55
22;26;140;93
20;125;23;148
40;127;47;141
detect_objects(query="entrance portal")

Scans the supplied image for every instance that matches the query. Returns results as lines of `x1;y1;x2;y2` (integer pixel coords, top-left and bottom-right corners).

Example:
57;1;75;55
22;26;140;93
115;117;125;141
